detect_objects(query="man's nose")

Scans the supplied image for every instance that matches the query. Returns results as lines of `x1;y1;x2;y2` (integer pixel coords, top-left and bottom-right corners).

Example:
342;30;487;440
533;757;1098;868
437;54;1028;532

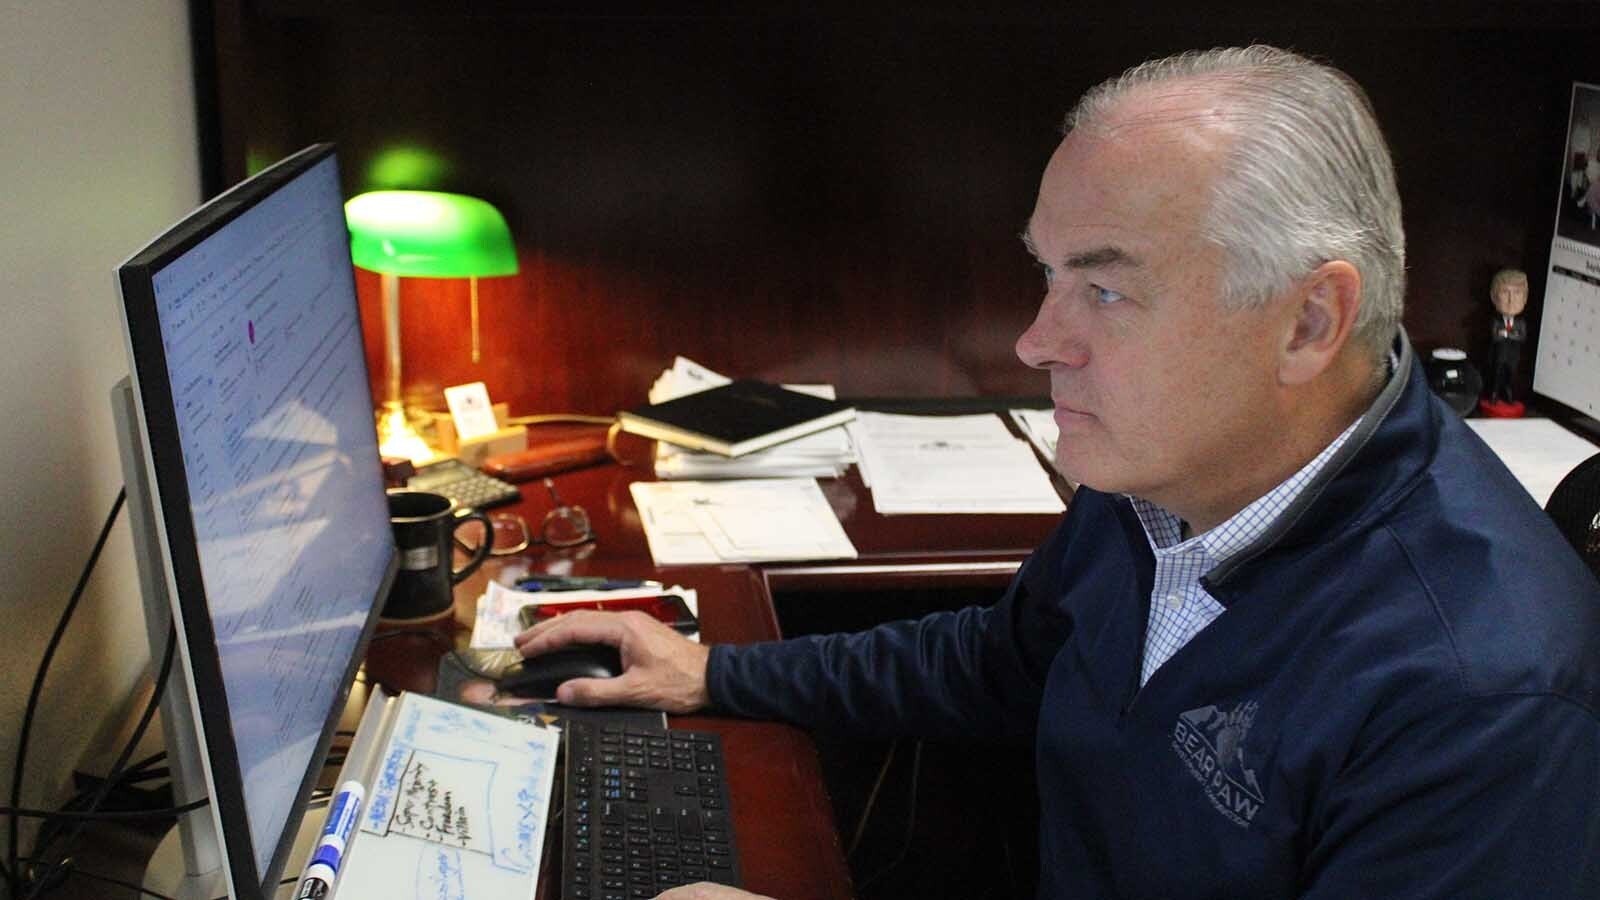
1015;292;1089;370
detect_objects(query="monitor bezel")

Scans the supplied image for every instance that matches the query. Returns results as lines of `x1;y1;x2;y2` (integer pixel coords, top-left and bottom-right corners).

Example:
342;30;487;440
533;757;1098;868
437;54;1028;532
115;142;397;900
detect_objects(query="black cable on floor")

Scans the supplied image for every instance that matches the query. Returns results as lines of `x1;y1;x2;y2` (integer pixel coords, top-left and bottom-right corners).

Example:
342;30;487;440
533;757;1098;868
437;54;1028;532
14;855;177;900
8;487;126;898
1;798;208;821
23;624;177;900
31;753;170;865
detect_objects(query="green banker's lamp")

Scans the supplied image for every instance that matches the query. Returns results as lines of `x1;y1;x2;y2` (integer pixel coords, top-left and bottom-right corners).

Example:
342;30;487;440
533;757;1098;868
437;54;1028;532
345;190;518;462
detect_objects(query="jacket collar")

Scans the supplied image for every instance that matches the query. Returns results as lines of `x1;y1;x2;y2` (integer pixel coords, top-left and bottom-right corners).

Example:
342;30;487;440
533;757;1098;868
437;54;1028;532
1205;330;1432;586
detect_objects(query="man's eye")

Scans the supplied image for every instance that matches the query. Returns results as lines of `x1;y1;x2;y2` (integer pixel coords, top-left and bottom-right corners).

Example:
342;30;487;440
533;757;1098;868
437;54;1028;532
1092;285;1126;305
1036;262;1055;288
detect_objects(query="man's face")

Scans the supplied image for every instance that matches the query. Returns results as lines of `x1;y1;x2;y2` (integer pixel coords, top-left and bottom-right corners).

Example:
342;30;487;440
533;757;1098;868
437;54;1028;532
1016;105;1291;516
1493;282;1527;317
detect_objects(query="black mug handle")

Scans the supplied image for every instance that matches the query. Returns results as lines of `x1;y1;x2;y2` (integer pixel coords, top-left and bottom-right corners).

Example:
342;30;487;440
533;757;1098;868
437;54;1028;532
450;508;494;584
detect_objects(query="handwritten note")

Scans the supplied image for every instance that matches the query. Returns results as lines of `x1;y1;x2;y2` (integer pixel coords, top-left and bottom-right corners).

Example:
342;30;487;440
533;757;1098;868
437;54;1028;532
334;693;559;900
375;752;490;853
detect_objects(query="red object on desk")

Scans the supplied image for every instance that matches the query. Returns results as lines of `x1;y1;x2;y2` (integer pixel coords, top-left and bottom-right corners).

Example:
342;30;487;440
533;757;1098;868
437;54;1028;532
524;594;698;632
482;432;611;481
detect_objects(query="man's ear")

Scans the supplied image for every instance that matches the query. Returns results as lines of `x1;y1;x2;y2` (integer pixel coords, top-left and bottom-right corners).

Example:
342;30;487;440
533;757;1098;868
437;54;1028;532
1280;260;1362;386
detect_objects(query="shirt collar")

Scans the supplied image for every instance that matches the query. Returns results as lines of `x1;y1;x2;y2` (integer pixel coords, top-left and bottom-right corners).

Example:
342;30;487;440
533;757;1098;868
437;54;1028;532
1128;411;1370;569
1128;347;1401;568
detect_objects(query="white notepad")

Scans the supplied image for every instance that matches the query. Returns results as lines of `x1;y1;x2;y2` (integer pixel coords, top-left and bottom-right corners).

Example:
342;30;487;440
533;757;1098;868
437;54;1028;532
329;692;560;900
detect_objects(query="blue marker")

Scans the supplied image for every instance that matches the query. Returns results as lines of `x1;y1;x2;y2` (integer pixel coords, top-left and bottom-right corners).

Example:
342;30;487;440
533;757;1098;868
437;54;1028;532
295;780;365;900
515;575;660;592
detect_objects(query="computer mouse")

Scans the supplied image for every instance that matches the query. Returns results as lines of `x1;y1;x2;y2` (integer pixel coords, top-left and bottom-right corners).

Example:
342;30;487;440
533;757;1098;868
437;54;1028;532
497;644;624;699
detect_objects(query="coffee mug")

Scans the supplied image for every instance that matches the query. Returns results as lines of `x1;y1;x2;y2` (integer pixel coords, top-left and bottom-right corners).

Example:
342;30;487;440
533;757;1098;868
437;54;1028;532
384;490;493;621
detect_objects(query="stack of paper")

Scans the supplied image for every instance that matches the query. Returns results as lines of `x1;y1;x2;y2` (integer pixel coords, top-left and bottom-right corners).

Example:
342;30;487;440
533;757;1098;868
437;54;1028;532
646;357;856;479
851;411;1066;515
630;478;859;565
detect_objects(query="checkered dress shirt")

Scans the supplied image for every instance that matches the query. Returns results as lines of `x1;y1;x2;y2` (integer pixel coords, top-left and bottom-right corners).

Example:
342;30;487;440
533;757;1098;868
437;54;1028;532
1129;418;1363;687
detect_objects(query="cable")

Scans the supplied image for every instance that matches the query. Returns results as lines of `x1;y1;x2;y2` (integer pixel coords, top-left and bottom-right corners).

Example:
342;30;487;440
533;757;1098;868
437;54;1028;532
1;798;208;821
856;739;924;894
9;858;273;900
846;740;900;859
14;856;178;900
8;487;126;898
120;752;168;777
29;753;171;864
23;624;178;900
502;413;616;427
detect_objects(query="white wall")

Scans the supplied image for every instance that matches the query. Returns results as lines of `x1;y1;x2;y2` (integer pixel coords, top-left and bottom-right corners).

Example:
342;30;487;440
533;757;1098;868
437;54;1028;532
0;0;198;882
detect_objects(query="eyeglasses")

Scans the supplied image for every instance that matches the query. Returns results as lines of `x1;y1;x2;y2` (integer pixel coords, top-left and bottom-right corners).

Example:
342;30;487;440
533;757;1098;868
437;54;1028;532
455;478;595;556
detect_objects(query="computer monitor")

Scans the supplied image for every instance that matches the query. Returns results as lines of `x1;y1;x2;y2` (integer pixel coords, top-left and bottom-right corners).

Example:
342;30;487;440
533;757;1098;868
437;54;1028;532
1534;81;1600;435
112;143;397;899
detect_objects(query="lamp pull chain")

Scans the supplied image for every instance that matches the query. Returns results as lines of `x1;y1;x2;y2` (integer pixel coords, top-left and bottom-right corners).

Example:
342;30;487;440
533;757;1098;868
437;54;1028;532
470;275;481;364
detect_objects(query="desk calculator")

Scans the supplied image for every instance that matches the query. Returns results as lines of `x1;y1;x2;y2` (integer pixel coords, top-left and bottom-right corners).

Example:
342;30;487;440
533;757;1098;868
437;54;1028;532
407;458;522;510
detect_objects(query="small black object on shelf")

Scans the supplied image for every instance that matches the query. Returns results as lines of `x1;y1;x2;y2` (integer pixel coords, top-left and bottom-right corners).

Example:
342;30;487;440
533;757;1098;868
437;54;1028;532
1424;348;1482;417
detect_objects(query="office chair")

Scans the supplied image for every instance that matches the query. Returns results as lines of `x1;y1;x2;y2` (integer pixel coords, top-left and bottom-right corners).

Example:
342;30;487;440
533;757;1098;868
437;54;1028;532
1545;451;1600;582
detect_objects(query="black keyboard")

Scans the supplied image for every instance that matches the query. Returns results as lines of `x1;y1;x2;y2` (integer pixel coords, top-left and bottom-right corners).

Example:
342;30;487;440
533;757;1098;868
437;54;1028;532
562;717;742;899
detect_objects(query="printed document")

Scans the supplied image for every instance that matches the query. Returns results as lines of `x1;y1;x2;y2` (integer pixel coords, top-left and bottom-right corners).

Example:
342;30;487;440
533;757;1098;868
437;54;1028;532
850;412;1066;514
630;478;859;564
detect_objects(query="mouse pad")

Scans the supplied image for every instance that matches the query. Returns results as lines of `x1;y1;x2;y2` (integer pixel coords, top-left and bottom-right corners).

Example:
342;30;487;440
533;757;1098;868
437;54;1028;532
434;648;667;732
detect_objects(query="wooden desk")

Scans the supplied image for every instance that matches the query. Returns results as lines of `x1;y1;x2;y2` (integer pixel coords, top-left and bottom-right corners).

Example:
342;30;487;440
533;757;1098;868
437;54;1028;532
365;458;1064;900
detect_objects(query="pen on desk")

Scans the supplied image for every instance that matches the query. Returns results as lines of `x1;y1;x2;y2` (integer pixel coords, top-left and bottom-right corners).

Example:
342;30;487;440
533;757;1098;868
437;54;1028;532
515;575;662;592
294;780;365;900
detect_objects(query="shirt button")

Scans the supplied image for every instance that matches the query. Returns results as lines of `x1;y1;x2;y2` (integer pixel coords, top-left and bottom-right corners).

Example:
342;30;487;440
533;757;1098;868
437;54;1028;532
1165;593;1184;610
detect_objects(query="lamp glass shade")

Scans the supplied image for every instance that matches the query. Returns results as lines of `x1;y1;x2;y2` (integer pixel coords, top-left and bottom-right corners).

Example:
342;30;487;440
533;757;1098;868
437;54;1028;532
345;190;518;277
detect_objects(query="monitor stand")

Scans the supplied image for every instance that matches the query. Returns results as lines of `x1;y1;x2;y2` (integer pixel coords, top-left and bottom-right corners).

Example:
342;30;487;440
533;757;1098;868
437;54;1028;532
114;379;327;900
141;831;223;900
143;809;325;899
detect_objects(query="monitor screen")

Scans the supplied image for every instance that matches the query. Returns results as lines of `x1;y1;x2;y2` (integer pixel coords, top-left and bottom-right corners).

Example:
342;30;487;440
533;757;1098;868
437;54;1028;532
1534;81;1600;424
116;144;396;899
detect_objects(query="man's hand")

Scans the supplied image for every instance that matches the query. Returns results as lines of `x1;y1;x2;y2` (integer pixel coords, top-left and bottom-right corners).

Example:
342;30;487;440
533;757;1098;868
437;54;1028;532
512;609;711;713
655;883;775;900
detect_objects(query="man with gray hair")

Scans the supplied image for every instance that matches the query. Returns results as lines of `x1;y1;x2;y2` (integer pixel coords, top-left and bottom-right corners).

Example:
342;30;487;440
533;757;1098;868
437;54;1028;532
520;46;1600;898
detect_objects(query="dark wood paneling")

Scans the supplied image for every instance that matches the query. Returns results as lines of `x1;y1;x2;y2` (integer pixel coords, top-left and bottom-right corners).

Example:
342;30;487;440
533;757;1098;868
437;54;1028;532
209;2;1600;416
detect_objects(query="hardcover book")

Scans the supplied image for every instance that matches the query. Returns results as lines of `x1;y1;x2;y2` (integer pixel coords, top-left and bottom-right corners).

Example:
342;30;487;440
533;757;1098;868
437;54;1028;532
618;379;856;457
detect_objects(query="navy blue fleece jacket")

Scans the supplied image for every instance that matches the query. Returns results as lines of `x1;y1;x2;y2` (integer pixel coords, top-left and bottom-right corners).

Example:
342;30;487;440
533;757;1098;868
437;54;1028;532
708;340;1600;898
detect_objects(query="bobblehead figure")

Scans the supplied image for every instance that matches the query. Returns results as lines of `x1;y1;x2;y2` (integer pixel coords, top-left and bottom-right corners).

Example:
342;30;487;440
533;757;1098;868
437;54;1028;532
1480;268;1528;417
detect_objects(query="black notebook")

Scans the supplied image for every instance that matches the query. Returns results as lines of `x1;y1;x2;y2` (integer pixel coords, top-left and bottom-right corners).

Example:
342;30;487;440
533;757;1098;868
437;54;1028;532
617;379;856;457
